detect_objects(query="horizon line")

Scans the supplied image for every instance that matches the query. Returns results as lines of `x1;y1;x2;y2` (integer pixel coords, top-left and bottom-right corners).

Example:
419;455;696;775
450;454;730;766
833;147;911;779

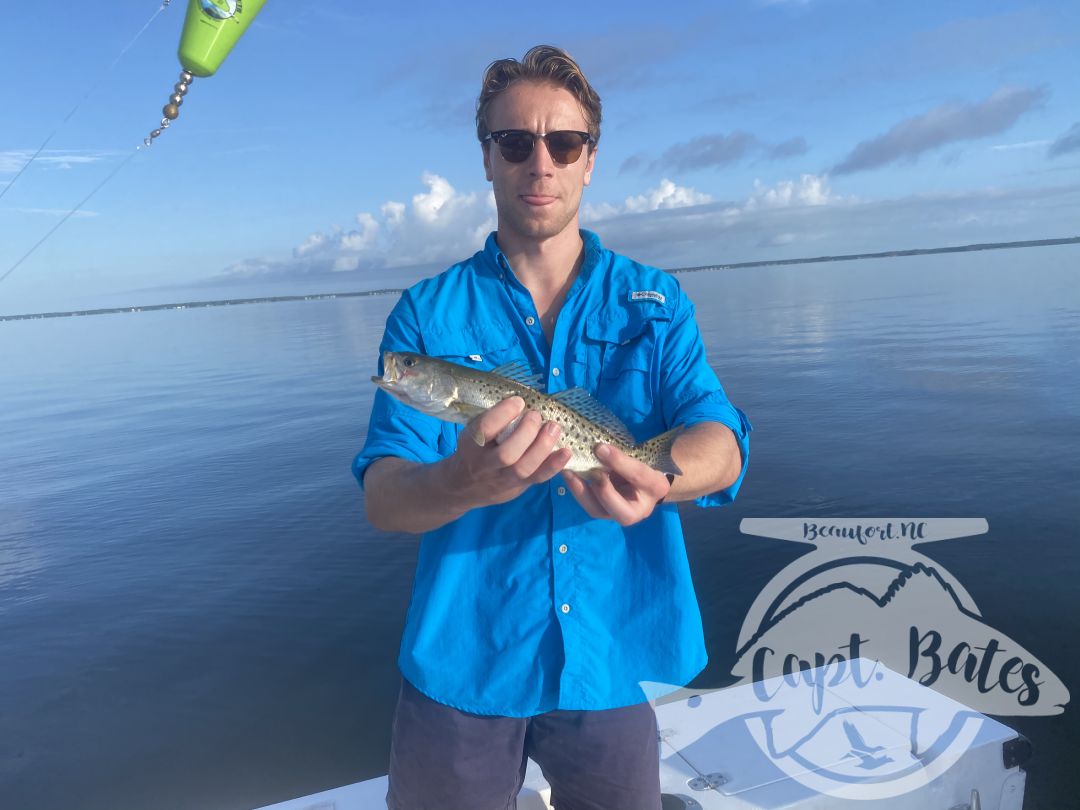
2;235;1077;322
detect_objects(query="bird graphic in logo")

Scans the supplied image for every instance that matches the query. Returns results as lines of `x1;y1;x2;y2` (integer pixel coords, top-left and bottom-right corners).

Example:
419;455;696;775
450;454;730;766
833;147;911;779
199;0;238;19
842;720;893;770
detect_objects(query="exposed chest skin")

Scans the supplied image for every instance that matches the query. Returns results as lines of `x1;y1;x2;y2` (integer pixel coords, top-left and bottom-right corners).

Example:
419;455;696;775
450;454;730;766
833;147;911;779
523;255;582;346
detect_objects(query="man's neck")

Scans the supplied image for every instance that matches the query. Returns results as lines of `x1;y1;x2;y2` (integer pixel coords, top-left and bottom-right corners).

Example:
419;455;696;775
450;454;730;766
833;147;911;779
496;224;584;294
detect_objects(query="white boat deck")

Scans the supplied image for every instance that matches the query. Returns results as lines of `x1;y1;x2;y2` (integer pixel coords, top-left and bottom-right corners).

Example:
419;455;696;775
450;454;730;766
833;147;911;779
255;659;1027;810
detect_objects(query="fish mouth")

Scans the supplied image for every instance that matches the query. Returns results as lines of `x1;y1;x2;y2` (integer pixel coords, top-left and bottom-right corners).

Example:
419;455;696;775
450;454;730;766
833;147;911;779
373;351;400;388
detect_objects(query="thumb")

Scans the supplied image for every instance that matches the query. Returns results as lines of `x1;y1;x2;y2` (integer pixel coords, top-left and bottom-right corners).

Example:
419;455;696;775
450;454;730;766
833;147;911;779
468;396;526;447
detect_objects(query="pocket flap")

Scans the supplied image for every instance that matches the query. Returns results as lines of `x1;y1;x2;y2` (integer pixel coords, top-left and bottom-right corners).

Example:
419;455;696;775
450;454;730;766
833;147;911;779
423;322;518;369
585;305;670;376
584;304;671;346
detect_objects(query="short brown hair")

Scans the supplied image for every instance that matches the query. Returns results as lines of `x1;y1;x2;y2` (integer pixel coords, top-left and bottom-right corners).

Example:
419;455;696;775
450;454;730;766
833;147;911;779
476;45;602;148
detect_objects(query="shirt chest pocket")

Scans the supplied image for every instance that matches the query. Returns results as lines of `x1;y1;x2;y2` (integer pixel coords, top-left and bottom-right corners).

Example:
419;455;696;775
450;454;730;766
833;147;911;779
583;308;671;435
423;325;525;456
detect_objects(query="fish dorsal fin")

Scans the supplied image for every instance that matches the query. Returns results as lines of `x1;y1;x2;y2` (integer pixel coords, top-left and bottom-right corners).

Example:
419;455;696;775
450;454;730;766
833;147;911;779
491;360;544;391
550;387;636;445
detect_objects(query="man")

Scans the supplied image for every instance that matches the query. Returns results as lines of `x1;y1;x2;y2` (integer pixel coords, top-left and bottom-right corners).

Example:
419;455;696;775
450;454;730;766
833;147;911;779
354;45;751;810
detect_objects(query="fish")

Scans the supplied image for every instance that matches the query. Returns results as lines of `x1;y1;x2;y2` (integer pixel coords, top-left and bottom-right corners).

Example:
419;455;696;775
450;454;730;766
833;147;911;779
372;351;683;477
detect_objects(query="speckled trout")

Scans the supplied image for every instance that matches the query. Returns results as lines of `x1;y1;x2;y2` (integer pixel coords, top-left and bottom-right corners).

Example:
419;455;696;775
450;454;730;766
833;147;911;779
372;351;683;477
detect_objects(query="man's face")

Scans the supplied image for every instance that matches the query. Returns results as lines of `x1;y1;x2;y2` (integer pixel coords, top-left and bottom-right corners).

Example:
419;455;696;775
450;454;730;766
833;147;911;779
482;80;596;244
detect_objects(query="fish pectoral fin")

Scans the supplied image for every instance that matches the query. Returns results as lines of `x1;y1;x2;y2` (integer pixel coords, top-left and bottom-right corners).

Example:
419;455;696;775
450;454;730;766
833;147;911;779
451;401;487;420
454;402;490;447
493;412;524;445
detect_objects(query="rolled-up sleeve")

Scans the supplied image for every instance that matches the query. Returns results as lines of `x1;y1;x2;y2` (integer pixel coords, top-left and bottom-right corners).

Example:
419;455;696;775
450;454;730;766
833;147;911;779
351;292;444;491
660;285;752;509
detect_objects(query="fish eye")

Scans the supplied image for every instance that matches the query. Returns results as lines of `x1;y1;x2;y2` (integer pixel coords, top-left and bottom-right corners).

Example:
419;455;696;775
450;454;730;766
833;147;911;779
403;356;416;367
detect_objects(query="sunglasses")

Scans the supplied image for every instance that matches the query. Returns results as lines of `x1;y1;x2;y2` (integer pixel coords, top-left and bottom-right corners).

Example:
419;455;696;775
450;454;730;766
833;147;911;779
483;129;594;164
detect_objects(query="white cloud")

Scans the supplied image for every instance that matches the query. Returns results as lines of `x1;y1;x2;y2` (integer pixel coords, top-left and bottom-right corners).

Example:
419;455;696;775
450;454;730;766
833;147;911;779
0;150;112;174
381;200;405;225
226;172;496;277
745;174;837;210
990;139;1051;152
626;179;714;213
586;175;837;228
590;181;1080;271
218;171;1078;287
583;178;712;222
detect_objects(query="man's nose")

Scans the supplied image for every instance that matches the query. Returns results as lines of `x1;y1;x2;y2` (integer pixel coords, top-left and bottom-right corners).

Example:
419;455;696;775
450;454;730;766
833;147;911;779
527;135;556;175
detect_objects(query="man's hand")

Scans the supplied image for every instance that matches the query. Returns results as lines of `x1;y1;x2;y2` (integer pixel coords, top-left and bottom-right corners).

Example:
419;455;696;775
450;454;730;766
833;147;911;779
563;443;672;527
364;396;571;534
448;396;572;511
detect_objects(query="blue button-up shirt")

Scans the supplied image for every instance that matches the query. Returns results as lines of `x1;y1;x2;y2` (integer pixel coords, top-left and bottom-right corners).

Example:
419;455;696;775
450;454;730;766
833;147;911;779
353;229;751;717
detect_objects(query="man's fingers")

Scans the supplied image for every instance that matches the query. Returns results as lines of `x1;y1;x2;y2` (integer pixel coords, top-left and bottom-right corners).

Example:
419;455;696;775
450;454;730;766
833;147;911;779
563;471;611;520
595;443;667;498
492;409;544;466
586;469;640;525
514;422;565;479
527;445;572;484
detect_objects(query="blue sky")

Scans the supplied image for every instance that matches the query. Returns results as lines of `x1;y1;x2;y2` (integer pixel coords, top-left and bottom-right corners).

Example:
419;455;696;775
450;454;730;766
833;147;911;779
1;0;1078;313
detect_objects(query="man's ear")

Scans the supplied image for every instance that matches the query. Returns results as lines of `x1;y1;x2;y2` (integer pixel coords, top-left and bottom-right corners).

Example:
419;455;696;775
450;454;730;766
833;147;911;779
482;142;493;182
583;146;597;187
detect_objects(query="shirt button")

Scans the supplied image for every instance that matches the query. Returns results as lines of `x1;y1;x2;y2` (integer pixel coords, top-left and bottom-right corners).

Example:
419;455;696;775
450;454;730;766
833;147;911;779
525;316;536;326
552;367;560;377
558;544;568;554
561;603;571;614
557;486;566;496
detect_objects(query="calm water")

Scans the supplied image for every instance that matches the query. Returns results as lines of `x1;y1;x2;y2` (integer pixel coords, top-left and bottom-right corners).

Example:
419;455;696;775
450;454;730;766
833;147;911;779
1;246;1077;809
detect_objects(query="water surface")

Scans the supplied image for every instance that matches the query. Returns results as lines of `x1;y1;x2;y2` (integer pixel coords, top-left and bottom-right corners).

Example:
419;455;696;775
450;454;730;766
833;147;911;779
1;246;1077;809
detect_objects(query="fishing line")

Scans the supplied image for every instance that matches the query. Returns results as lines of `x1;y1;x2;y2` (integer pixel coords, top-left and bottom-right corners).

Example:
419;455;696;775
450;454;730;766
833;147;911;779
0;147;143;285
0;0;172;203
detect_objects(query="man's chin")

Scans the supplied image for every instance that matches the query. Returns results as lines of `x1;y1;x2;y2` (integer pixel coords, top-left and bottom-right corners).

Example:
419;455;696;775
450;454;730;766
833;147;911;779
501;208;577;242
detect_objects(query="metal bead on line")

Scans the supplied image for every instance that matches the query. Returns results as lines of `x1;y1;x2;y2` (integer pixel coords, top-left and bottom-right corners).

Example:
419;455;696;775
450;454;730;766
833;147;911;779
144;74;193;146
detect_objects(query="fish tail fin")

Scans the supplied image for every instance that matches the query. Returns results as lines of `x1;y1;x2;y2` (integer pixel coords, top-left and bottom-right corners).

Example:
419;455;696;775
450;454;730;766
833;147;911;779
639;424;685;477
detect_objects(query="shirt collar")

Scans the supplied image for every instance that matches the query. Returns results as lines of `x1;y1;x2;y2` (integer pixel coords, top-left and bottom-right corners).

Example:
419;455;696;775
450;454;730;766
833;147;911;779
481;229;605;289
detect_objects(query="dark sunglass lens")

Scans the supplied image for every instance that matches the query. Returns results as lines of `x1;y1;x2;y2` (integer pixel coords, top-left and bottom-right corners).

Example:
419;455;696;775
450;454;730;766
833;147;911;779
546;132;585;164
498;132;533;163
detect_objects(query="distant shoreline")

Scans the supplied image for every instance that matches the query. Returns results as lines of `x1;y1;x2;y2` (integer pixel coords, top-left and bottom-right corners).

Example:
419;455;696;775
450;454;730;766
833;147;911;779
666;235;1080;274
2;235;1077;322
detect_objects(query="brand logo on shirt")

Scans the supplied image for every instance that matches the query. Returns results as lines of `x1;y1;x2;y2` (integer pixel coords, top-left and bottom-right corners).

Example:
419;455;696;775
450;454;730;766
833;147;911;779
629;290;665;305
642;518;1062;801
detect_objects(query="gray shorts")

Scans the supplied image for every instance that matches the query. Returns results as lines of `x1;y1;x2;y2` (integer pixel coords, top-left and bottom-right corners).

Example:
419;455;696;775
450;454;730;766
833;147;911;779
386;677;662;810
